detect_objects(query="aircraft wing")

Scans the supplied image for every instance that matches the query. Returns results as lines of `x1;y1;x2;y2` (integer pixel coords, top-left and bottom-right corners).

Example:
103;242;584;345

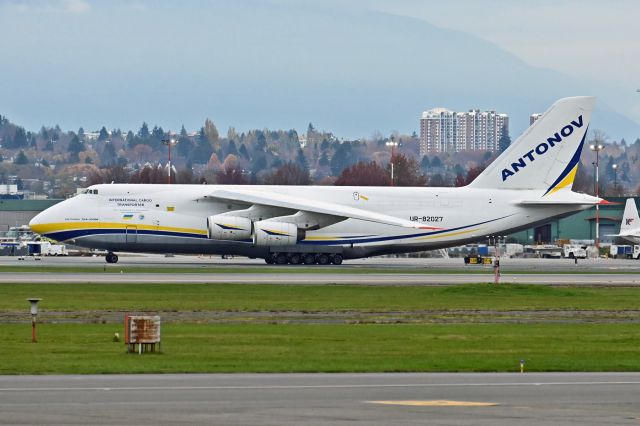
200;188;434;229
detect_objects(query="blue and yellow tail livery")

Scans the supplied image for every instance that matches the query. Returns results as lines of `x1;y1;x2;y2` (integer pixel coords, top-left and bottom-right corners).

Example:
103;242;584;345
469;96;595;193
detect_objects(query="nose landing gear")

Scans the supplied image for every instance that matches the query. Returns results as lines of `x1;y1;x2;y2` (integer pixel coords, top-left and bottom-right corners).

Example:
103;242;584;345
105;252;119;264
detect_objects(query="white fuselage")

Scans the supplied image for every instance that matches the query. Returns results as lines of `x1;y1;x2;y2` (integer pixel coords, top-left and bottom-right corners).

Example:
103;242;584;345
30;184;595;259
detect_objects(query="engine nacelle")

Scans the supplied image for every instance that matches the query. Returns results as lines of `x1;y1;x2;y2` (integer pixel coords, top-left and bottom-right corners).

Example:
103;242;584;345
253;221;297;246
207;215;253;241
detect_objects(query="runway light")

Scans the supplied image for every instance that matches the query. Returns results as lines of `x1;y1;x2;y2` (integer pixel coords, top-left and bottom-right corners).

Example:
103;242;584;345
27;298;42;343
520;359;525;374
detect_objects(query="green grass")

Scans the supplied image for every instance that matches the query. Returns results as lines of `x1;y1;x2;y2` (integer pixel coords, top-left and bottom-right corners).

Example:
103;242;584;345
1;323;639;374
2;283;639;374
1;283;640;312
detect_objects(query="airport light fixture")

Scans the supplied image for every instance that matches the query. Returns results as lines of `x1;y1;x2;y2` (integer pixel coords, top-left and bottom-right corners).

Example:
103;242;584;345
612;163;618;192
161;137;178;184
589;143;604;249
385;138;398;185
27;298;41;343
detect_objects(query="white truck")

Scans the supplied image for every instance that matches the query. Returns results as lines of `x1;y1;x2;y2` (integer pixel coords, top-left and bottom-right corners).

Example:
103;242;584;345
610;244;640;259
26;241;68;257
562;244;587;259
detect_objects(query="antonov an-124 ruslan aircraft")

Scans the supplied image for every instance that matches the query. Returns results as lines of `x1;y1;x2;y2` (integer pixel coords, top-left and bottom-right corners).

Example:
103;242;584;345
30;97;605;264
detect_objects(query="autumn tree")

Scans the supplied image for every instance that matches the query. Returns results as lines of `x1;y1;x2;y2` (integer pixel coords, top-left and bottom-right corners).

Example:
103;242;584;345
215;167;247;184
387;153;427;186
87;166;130;185
262;162;311;185
207;153;222;170
335;161;391;186
463;165;485;185
130;165;160;184
204;119;219;146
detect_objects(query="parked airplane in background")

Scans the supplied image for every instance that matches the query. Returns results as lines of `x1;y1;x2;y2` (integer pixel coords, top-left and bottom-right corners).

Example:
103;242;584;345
30;97;604;264
612;198;640;244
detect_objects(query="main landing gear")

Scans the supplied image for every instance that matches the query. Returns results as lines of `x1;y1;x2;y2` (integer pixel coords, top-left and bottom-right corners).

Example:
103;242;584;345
105;252;119;264
265;253;343;265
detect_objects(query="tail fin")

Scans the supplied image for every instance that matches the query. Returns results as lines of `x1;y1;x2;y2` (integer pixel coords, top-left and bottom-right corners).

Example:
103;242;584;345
620;198;640;233
469;96;595;194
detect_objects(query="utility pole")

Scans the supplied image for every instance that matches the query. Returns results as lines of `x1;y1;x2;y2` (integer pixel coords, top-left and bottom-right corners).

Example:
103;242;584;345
590;143;604;249
161;136;177;184
386;137;398;186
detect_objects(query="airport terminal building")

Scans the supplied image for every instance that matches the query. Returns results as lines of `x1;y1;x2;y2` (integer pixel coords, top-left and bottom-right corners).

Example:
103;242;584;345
0;199;62;233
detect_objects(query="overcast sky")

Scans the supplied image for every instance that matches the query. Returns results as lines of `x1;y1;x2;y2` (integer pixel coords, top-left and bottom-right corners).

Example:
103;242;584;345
1;0;638;137
374;0;640;120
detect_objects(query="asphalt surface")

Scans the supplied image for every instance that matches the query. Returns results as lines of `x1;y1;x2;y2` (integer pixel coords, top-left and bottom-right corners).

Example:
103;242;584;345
2;271;640;285
2;255;639;285
4;254;640;271
1;373;639;425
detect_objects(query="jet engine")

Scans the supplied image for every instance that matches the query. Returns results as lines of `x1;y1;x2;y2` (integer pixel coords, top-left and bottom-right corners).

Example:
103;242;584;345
253;221;297;246
207;215;253;241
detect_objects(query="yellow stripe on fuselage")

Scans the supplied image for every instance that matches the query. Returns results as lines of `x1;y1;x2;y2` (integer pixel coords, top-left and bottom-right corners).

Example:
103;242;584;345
304;235;346;241
415;228;479;240
30;221;208;236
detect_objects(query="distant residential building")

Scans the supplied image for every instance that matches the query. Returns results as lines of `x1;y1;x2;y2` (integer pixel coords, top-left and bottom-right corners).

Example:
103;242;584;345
419;108;509;155
530;113;542;125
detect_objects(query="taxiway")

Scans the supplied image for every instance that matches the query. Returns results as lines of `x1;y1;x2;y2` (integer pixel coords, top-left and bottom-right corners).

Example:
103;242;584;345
1;373;638;425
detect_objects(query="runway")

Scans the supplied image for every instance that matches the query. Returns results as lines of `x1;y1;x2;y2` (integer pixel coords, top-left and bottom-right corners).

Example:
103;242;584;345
4;254;640;272
1;373;638;425
2;271;640;285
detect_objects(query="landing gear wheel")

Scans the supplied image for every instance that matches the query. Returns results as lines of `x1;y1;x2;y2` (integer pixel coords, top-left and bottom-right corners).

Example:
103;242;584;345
275;253;288;265
105;252;118;264
289;253;301;265
317;254;330;265
265;256;275;264
330;254;343;265
303;254;316;265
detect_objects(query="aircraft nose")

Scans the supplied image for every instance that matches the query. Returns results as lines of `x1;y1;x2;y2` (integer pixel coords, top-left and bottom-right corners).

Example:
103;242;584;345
29;210;49;235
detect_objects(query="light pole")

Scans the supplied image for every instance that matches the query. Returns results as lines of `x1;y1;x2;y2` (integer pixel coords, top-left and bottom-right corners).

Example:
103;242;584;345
385;138;398;186
161;136;177;184
590;143;604;249
612;163;618;194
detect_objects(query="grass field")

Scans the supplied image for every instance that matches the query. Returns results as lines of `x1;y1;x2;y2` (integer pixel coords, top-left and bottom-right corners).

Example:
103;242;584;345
1;282;639;374
1;323;639;374
1;283;640;312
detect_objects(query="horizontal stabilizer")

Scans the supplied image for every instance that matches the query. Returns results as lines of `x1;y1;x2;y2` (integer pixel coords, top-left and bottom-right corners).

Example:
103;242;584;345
515;192;601;206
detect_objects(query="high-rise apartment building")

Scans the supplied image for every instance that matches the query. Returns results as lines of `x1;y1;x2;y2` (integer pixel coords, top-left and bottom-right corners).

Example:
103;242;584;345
419;108;509;156
530;113;542;125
